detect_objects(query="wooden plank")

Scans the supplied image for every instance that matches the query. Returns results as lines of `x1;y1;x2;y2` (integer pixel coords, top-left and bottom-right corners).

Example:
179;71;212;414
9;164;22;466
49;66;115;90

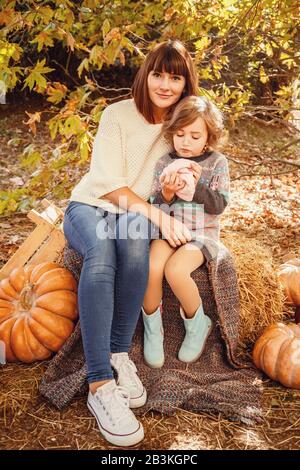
28;229;66;265
41;199;64;218
28;207;62;226
41;199;52;209
43;205;63;224
0;200;66;279
0;223;54;280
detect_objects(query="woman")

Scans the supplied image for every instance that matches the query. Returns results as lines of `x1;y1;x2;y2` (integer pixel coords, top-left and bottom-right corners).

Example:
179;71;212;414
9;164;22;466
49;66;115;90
63;39;199;447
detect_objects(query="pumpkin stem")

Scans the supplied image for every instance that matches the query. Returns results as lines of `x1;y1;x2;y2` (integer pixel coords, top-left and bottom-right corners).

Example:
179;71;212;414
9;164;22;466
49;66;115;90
19;283;35;310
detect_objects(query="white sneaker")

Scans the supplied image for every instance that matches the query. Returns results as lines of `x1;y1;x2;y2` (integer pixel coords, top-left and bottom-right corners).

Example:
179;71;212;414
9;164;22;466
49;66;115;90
110;352;147;408
87;379;144;447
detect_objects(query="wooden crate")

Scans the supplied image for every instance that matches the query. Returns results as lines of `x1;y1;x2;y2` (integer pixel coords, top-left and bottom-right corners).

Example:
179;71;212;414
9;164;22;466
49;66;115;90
0;199;66;280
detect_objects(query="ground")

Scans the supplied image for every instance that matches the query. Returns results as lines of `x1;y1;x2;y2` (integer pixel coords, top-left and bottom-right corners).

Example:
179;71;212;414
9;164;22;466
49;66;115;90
0;102;299;450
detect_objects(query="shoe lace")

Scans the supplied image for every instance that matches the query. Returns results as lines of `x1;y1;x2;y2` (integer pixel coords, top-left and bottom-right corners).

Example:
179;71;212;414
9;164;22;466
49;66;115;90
95;385;130;426
117;358;142;390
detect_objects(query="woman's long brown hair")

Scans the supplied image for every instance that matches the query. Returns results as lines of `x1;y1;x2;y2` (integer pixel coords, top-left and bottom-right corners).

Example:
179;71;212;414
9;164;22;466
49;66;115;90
131;40;199;124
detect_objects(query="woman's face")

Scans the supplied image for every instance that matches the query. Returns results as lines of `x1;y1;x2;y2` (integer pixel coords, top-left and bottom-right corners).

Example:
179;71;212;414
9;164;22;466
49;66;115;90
147;70;186;115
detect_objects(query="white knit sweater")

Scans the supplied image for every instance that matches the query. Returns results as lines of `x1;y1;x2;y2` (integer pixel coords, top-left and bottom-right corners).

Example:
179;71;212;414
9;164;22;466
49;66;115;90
70;98;172;214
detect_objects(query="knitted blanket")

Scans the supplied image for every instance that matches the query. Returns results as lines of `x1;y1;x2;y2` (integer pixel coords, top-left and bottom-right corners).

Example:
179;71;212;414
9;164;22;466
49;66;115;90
39;243;263;424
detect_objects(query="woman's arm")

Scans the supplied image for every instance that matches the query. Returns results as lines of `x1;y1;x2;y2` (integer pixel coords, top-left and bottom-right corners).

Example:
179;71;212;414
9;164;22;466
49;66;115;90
151;189;177;205
103;186;163;227
103;186;191;248
90;108;191;246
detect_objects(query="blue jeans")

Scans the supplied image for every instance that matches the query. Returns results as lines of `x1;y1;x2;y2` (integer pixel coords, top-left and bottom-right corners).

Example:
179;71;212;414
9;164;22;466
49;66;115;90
63;201;153;384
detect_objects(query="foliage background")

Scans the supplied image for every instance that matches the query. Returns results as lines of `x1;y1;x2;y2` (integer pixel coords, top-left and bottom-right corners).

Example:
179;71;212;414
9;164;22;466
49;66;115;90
0;0;299;214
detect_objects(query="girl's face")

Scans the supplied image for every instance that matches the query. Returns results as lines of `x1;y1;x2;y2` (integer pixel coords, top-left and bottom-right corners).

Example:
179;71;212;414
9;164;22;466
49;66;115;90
173;116;208;158
147;70;186;117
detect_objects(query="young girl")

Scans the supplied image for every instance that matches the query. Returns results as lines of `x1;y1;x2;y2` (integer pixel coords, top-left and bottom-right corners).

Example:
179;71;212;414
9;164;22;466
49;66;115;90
142;95;230;368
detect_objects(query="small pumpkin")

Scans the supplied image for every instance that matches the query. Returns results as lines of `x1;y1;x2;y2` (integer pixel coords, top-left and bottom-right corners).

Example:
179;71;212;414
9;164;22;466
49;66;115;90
253;322;300;389
0;262;78;363
277;258;300;306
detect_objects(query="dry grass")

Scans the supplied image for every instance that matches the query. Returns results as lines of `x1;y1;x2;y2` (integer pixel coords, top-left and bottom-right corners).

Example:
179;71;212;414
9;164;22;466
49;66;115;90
1;362;300;450
222;233;288;348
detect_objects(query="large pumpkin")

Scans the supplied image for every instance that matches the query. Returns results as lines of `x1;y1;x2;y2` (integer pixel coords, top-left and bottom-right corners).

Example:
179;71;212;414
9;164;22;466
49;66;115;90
253;322;300;389
0;262;78;363
277;258;300;306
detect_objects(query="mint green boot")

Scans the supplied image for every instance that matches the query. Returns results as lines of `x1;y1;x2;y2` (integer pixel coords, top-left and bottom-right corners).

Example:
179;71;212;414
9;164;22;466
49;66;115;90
178;303;213;363
142;304;164;368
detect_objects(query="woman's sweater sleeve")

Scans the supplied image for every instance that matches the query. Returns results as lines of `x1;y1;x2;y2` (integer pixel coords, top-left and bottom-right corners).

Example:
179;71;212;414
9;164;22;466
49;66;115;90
87;105;128;199
192;157;230;215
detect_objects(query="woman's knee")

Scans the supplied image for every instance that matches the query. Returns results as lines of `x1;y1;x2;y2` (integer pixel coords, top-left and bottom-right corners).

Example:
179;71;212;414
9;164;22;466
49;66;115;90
116;212;151;262
116;212;152;242
84;238;117;268
64;202;110;255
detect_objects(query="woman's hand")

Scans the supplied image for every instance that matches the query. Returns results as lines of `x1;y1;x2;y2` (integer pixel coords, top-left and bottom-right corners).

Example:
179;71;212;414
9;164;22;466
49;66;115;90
159;212;192;248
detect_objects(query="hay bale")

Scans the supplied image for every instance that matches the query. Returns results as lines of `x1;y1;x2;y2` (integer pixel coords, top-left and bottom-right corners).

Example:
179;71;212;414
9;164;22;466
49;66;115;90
222;233;285;348
57;232;285;351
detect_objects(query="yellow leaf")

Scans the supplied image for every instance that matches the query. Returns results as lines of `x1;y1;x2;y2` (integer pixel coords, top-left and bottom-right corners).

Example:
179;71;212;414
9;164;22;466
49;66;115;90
259;66;269;84
265;43;273;57
46;82;68;104
31;32;54;52
102;19;110;39
66;32;75;51
194;37;211;52
104;28;121;46
23;111;41;136
78;58;89;78
119;50;125;66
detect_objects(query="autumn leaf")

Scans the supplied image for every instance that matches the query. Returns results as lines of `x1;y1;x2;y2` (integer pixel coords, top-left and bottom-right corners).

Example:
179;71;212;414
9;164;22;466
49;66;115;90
259;66;269;84
66;32;75;51
23;111;41;136
30;32;54;52
23;59;54;91
0;8;15;25
46;82;68;104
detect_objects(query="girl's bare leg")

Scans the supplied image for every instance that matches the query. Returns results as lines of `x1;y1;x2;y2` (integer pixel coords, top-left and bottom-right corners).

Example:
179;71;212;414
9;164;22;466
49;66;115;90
143;239;176;314
164;244;205;318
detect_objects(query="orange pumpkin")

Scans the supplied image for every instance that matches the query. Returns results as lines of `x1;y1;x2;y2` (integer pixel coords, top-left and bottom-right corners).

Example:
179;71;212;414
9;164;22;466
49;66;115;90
0;262;78;363
253;322;300;389
277;258;300;306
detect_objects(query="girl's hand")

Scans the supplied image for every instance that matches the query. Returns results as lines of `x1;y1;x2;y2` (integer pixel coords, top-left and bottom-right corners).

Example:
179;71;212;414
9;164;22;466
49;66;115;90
159;212;192;248
189;162;202;185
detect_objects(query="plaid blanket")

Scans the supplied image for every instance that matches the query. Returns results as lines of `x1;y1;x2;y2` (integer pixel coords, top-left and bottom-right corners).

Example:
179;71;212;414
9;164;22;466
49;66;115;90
39;243;263;424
